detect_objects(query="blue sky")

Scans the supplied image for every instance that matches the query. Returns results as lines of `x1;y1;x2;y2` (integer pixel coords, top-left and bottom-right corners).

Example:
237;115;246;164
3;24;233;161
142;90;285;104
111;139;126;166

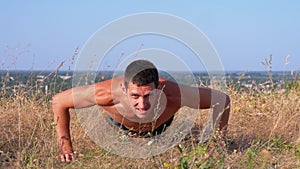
0;1;299;71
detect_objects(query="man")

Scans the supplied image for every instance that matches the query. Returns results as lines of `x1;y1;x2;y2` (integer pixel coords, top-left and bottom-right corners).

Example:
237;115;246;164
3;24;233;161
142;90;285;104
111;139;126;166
52;59;230;162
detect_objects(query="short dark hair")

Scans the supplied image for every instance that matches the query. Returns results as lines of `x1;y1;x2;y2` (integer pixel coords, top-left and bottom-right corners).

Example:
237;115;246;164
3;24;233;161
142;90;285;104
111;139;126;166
124;60;159;89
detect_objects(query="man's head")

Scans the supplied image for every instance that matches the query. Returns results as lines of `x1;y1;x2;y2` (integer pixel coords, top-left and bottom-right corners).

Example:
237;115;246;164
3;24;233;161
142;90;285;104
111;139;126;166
123;60;160;121
124;60;159;89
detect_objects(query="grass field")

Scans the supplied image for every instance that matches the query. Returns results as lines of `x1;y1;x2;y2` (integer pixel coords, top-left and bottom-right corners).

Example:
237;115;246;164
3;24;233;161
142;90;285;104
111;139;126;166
1;70;300;169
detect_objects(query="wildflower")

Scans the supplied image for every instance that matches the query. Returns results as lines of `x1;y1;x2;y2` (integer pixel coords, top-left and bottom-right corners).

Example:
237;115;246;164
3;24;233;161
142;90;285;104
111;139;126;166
163;162;171;168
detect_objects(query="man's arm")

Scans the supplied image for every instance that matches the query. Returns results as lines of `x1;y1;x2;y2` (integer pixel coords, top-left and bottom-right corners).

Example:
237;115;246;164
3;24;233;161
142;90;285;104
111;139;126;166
52;84;97;162
52;79;115;162
199;87;230;131
181;85;230;131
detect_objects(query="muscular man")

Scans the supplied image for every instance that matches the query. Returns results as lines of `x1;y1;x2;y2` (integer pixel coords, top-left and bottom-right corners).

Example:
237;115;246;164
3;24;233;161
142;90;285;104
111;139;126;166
52;59;230;162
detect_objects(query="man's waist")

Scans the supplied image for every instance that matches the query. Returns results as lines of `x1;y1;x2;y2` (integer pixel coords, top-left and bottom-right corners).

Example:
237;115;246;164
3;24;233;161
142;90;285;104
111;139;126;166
106;115;174;137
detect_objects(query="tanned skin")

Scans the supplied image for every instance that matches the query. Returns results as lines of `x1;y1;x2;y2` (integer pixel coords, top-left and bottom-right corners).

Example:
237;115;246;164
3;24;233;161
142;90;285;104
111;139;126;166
52;76;230;162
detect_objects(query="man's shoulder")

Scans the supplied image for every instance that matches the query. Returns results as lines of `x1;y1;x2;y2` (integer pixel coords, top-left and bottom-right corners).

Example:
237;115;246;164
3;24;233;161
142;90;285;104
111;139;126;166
95;76;125;95
159;78;181;95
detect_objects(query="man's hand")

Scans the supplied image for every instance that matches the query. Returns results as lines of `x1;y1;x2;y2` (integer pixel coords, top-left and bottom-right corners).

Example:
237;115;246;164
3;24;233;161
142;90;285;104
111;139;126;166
58;151;84;162
58;136;76;162
59;152;75;162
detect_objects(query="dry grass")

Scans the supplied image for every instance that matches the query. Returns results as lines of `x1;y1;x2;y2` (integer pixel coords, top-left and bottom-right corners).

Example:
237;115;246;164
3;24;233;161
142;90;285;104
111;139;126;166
1;74;300;169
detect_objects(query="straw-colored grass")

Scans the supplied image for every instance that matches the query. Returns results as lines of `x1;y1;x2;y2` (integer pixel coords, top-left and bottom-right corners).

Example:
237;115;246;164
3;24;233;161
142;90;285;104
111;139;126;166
1;73;300;169
1;50;300;168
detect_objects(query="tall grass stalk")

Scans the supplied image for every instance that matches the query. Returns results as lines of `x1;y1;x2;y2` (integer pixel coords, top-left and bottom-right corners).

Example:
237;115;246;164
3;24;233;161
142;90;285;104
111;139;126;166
1;51;300;168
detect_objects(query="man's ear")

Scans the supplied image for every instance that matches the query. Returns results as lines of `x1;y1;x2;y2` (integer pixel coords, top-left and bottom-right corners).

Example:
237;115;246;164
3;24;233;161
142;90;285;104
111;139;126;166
120;83;127;94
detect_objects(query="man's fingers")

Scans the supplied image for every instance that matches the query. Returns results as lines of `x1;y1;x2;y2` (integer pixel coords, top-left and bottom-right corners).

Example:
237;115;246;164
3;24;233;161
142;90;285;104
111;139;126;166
70;153;75;161
57;152;85;162
60;154;66;162
59;153;75;162
65;154;71;162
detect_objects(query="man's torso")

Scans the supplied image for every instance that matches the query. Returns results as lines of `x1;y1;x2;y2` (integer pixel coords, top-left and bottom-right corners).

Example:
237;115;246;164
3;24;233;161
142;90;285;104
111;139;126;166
97;77;182;132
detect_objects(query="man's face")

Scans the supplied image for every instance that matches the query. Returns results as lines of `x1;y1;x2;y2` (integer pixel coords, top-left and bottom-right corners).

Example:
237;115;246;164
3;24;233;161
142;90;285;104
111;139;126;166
125;81;158;120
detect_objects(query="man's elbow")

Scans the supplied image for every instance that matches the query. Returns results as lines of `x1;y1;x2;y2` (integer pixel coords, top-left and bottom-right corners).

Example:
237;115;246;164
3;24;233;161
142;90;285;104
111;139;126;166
52;94;64;114
52;95;58;109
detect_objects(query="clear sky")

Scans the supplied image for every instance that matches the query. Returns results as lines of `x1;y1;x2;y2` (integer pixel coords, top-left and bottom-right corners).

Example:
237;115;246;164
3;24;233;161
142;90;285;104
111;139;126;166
1;1;299;71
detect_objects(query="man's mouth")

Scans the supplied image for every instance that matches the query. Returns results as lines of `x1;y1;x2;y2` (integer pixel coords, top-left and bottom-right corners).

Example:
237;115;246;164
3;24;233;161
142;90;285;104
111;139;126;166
135;108;149;115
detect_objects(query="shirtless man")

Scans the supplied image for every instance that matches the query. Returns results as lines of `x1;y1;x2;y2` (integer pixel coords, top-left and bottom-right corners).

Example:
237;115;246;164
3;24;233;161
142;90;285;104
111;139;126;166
52;59;230;162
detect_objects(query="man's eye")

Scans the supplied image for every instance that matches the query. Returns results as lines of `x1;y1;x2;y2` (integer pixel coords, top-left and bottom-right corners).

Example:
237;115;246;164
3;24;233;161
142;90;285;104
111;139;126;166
131;95;139;99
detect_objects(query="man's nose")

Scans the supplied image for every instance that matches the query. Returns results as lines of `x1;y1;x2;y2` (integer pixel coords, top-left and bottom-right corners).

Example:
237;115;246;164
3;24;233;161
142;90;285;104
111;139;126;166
138;97;150;108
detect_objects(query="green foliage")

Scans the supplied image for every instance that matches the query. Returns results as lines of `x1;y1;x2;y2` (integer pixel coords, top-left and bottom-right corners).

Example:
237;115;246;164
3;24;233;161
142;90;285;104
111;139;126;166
267;136;293;153
285;79;300;93
246;146;256;169
296;145;300;158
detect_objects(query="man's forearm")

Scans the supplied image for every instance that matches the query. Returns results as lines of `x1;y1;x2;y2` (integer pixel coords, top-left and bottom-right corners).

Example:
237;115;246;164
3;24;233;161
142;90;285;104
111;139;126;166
209;93;230;131
218;106;230;131
52;95;73;154
54;109;73;153
214;94;230;131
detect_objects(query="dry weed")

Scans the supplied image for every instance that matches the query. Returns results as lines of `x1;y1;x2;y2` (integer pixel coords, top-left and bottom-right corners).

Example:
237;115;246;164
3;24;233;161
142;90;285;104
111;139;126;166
1;68;300;168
